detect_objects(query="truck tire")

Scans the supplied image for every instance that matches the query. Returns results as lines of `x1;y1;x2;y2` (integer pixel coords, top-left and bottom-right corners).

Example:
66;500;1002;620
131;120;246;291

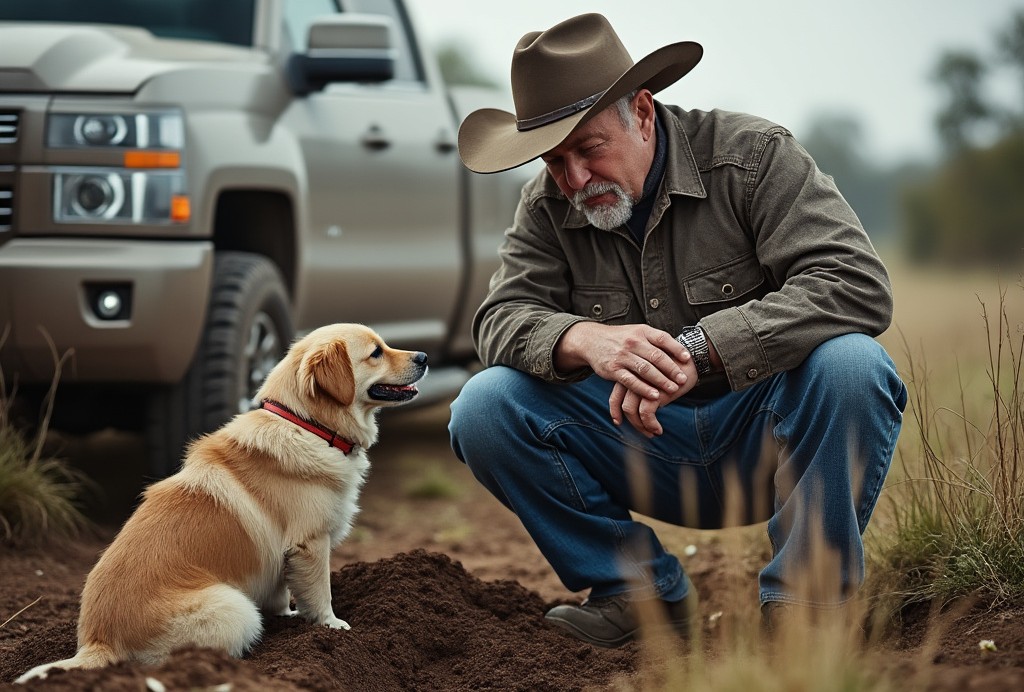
146;251;293;478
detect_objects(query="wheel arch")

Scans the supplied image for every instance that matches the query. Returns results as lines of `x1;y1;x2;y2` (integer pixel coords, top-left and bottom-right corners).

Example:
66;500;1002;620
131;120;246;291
211;189;298;298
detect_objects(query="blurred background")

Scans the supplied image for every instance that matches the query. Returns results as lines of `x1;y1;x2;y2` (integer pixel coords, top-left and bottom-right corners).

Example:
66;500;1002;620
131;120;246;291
408;0;1024;270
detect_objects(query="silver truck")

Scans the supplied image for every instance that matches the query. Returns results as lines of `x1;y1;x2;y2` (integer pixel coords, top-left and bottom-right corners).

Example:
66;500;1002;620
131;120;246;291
0;0;532;475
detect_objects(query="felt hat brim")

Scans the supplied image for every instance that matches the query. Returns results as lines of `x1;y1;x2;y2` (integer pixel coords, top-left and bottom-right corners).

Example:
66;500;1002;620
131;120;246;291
458;40;702;174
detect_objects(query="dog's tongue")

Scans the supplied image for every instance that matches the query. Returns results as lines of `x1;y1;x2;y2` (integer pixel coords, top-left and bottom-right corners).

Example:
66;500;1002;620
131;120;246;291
369;382;419;401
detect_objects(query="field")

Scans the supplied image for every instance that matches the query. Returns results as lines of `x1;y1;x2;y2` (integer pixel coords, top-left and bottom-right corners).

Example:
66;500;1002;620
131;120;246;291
1;259;1022;690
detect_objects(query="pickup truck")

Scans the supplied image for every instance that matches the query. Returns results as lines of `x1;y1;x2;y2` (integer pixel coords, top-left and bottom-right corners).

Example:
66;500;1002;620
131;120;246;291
0;0;534;476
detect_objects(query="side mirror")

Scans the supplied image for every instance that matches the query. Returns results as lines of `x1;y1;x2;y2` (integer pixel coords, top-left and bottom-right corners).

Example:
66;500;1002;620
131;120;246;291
288;14;396;95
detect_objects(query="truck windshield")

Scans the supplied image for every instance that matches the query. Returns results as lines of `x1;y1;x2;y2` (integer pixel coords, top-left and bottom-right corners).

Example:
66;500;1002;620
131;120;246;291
0;0;256;47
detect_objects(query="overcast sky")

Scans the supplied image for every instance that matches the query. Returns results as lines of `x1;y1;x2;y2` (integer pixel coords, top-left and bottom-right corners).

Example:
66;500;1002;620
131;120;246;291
405;0;1024;166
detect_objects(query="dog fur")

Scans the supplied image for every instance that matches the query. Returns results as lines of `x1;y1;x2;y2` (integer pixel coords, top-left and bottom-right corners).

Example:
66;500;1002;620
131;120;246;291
16;323;427;683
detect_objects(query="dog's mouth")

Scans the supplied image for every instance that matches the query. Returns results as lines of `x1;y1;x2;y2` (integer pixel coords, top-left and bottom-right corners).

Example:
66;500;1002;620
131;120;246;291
368;382;420;403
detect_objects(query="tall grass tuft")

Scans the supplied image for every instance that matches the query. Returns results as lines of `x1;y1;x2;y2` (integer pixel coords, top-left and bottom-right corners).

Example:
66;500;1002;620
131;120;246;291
872;281;1024;609
0;327;92;547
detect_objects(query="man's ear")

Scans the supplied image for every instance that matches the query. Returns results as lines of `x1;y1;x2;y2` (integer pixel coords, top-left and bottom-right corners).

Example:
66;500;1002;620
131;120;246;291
635;88;655;141
300;340;355;406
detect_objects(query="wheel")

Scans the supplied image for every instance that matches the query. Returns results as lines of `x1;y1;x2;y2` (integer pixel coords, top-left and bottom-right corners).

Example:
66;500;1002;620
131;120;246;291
147;251;293;478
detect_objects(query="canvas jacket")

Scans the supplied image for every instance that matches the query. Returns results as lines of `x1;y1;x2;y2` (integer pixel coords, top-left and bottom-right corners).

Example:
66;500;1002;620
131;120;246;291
472;102;893;395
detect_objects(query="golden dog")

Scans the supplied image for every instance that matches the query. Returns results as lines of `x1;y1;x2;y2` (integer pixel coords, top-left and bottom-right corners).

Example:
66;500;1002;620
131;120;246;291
16;323;427;683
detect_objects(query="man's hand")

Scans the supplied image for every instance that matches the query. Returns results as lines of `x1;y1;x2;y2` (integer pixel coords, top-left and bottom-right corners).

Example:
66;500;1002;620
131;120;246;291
555;322;699;436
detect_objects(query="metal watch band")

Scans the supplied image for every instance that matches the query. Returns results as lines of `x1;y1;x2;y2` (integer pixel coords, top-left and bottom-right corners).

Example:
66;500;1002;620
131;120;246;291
676;326;712;377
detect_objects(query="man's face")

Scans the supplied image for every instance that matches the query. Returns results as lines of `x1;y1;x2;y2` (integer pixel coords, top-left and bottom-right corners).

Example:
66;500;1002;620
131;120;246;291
540;91;655;231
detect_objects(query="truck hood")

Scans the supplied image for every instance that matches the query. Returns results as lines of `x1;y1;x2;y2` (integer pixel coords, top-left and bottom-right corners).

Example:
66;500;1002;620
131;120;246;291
0;23;263;93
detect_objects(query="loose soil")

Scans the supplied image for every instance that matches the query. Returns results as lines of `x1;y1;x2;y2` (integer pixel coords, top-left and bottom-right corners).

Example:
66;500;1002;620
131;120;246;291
1;402;1022;690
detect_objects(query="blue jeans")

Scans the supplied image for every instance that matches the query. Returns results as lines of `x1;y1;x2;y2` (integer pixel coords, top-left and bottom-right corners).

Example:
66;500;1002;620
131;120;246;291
448;334;907;607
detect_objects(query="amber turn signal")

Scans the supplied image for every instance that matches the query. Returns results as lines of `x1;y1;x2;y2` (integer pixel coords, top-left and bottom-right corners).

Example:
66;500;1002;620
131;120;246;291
170;195;191;223
124;151;181;168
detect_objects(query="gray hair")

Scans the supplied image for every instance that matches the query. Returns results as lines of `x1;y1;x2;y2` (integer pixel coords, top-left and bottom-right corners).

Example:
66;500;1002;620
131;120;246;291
613;90;639;131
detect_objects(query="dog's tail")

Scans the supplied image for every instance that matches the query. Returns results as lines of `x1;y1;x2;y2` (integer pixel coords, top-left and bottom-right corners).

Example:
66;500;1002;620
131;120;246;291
14;643;117;684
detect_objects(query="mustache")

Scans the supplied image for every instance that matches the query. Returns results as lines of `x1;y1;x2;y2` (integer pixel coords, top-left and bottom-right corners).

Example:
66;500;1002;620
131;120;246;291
570;182;628;210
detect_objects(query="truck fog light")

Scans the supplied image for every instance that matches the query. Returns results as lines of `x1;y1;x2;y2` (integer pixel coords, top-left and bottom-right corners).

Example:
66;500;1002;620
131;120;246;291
96;291;123;319
86;284;132;321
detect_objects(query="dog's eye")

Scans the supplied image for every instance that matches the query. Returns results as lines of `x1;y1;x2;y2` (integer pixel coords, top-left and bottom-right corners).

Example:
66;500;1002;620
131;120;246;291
370;345;383;359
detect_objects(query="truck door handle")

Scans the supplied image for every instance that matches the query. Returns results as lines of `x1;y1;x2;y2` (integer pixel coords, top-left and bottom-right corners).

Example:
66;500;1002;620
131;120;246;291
360;125;391;151
435;130;456;154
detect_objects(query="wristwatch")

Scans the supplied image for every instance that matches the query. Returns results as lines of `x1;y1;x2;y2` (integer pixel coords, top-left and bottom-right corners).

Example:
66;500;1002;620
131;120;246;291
676;326;712;377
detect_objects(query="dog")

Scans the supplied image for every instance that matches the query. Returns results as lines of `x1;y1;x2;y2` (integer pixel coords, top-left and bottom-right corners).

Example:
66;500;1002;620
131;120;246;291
16;323;427;683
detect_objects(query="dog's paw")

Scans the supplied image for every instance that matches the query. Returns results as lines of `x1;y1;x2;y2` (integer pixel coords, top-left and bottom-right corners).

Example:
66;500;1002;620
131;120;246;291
321;615;351;630
277;607;299;618
15;668;49;684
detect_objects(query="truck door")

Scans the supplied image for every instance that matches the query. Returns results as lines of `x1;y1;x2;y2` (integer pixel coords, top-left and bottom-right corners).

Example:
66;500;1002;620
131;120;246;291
284;0;462;354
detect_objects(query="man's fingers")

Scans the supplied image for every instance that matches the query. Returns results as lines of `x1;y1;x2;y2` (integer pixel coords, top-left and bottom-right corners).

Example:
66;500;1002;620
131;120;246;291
621;392;649;437
609;383;627;425
637;397;663;437
618;370;661;400
652;329;689;360
620;390;662;438
640;350;685;390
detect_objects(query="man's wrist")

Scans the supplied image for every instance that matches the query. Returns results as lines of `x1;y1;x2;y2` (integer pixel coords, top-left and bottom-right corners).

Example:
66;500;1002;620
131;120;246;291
676;326;712;377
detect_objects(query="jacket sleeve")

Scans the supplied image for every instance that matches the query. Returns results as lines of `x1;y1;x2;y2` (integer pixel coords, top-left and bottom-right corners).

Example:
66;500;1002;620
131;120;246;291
471;185;592;383
698;130;894;391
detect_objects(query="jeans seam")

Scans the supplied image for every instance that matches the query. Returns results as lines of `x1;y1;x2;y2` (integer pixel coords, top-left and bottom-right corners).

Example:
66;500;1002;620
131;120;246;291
760;592;857;609
541;417;684;597
857;414;899;530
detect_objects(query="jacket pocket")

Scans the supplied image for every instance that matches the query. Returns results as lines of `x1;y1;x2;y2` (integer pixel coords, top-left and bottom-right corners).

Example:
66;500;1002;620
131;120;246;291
684;254;766;306
571;287;632;322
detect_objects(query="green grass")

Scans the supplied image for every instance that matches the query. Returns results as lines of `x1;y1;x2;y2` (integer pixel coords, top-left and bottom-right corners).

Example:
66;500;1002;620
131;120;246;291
402;461;465;500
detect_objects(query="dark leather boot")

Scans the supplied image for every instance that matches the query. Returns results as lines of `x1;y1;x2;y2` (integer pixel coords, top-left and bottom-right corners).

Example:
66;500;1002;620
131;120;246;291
544;590;698;648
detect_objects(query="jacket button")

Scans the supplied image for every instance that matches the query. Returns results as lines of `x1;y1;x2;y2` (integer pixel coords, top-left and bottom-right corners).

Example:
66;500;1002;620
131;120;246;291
747;368;759;379
722;283;735;296
592;304;603;317
649;298;660;309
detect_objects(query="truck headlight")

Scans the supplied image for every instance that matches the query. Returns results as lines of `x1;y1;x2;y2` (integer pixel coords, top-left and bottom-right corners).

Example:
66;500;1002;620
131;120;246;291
47;111;184;149
54;169;186;223
47;109;188;224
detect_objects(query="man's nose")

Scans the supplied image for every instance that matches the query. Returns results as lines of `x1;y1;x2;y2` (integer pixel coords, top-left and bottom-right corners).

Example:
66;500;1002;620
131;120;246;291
563;155;590;191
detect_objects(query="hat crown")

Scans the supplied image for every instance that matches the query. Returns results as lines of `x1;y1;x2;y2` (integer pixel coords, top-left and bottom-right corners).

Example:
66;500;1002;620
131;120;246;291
511;13;634;124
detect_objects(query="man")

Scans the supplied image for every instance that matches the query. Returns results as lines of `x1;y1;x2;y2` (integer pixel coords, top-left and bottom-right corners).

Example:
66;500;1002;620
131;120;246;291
448;12;907;648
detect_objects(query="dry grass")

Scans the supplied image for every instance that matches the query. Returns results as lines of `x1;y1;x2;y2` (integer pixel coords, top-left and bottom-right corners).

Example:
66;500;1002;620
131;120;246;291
0;327;93;547
623;259;1024;691
869;273;1024;610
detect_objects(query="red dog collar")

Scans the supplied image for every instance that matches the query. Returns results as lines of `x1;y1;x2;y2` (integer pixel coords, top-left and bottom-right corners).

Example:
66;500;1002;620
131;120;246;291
259;400;355;454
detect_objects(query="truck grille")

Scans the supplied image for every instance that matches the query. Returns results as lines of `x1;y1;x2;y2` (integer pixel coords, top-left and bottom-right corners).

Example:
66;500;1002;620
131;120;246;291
0;187;11;233
0;112;18;144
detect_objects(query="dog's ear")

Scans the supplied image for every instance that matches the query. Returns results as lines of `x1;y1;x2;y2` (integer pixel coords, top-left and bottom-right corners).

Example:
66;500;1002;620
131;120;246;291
300;339;356;406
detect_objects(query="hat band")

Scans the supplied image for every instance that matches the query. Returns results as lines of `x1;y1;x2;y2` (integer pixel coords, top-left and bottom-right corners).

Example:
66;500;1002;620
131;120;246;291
515;90;604;131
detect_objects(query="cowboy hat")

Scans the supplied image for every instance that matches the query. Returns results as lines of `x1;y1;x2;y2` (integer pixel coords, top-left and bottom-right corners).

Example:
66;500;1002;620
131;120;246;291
457;13;703;174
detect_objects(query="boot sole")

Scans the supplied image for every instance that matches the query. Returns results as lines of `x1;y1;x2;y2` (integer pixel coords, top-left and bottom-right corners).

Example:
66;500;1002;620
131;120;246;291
543;613;636;648
544;614;693;649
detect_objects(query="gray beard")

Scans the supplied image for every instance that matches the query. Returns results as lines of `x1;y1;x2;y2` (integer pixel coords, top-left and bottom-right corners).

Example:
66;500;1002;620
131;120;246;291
571;182;634;231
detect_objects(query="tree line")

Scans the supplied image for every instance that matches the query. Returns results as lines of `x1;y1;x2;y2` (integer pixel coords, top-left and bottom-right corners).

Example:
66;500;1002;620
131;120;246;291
901;8;1024;267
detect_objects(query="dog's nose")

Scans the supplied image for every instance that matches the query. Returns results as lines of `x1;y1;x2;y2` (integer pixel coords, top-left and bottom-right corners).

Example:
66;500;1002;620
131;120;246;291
413;351;428;365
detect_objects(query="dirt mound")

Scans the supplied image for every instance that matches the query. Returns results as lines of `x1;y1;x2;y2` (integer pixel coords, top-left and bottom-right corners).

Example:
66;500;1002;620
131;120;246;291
1;550;638;691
